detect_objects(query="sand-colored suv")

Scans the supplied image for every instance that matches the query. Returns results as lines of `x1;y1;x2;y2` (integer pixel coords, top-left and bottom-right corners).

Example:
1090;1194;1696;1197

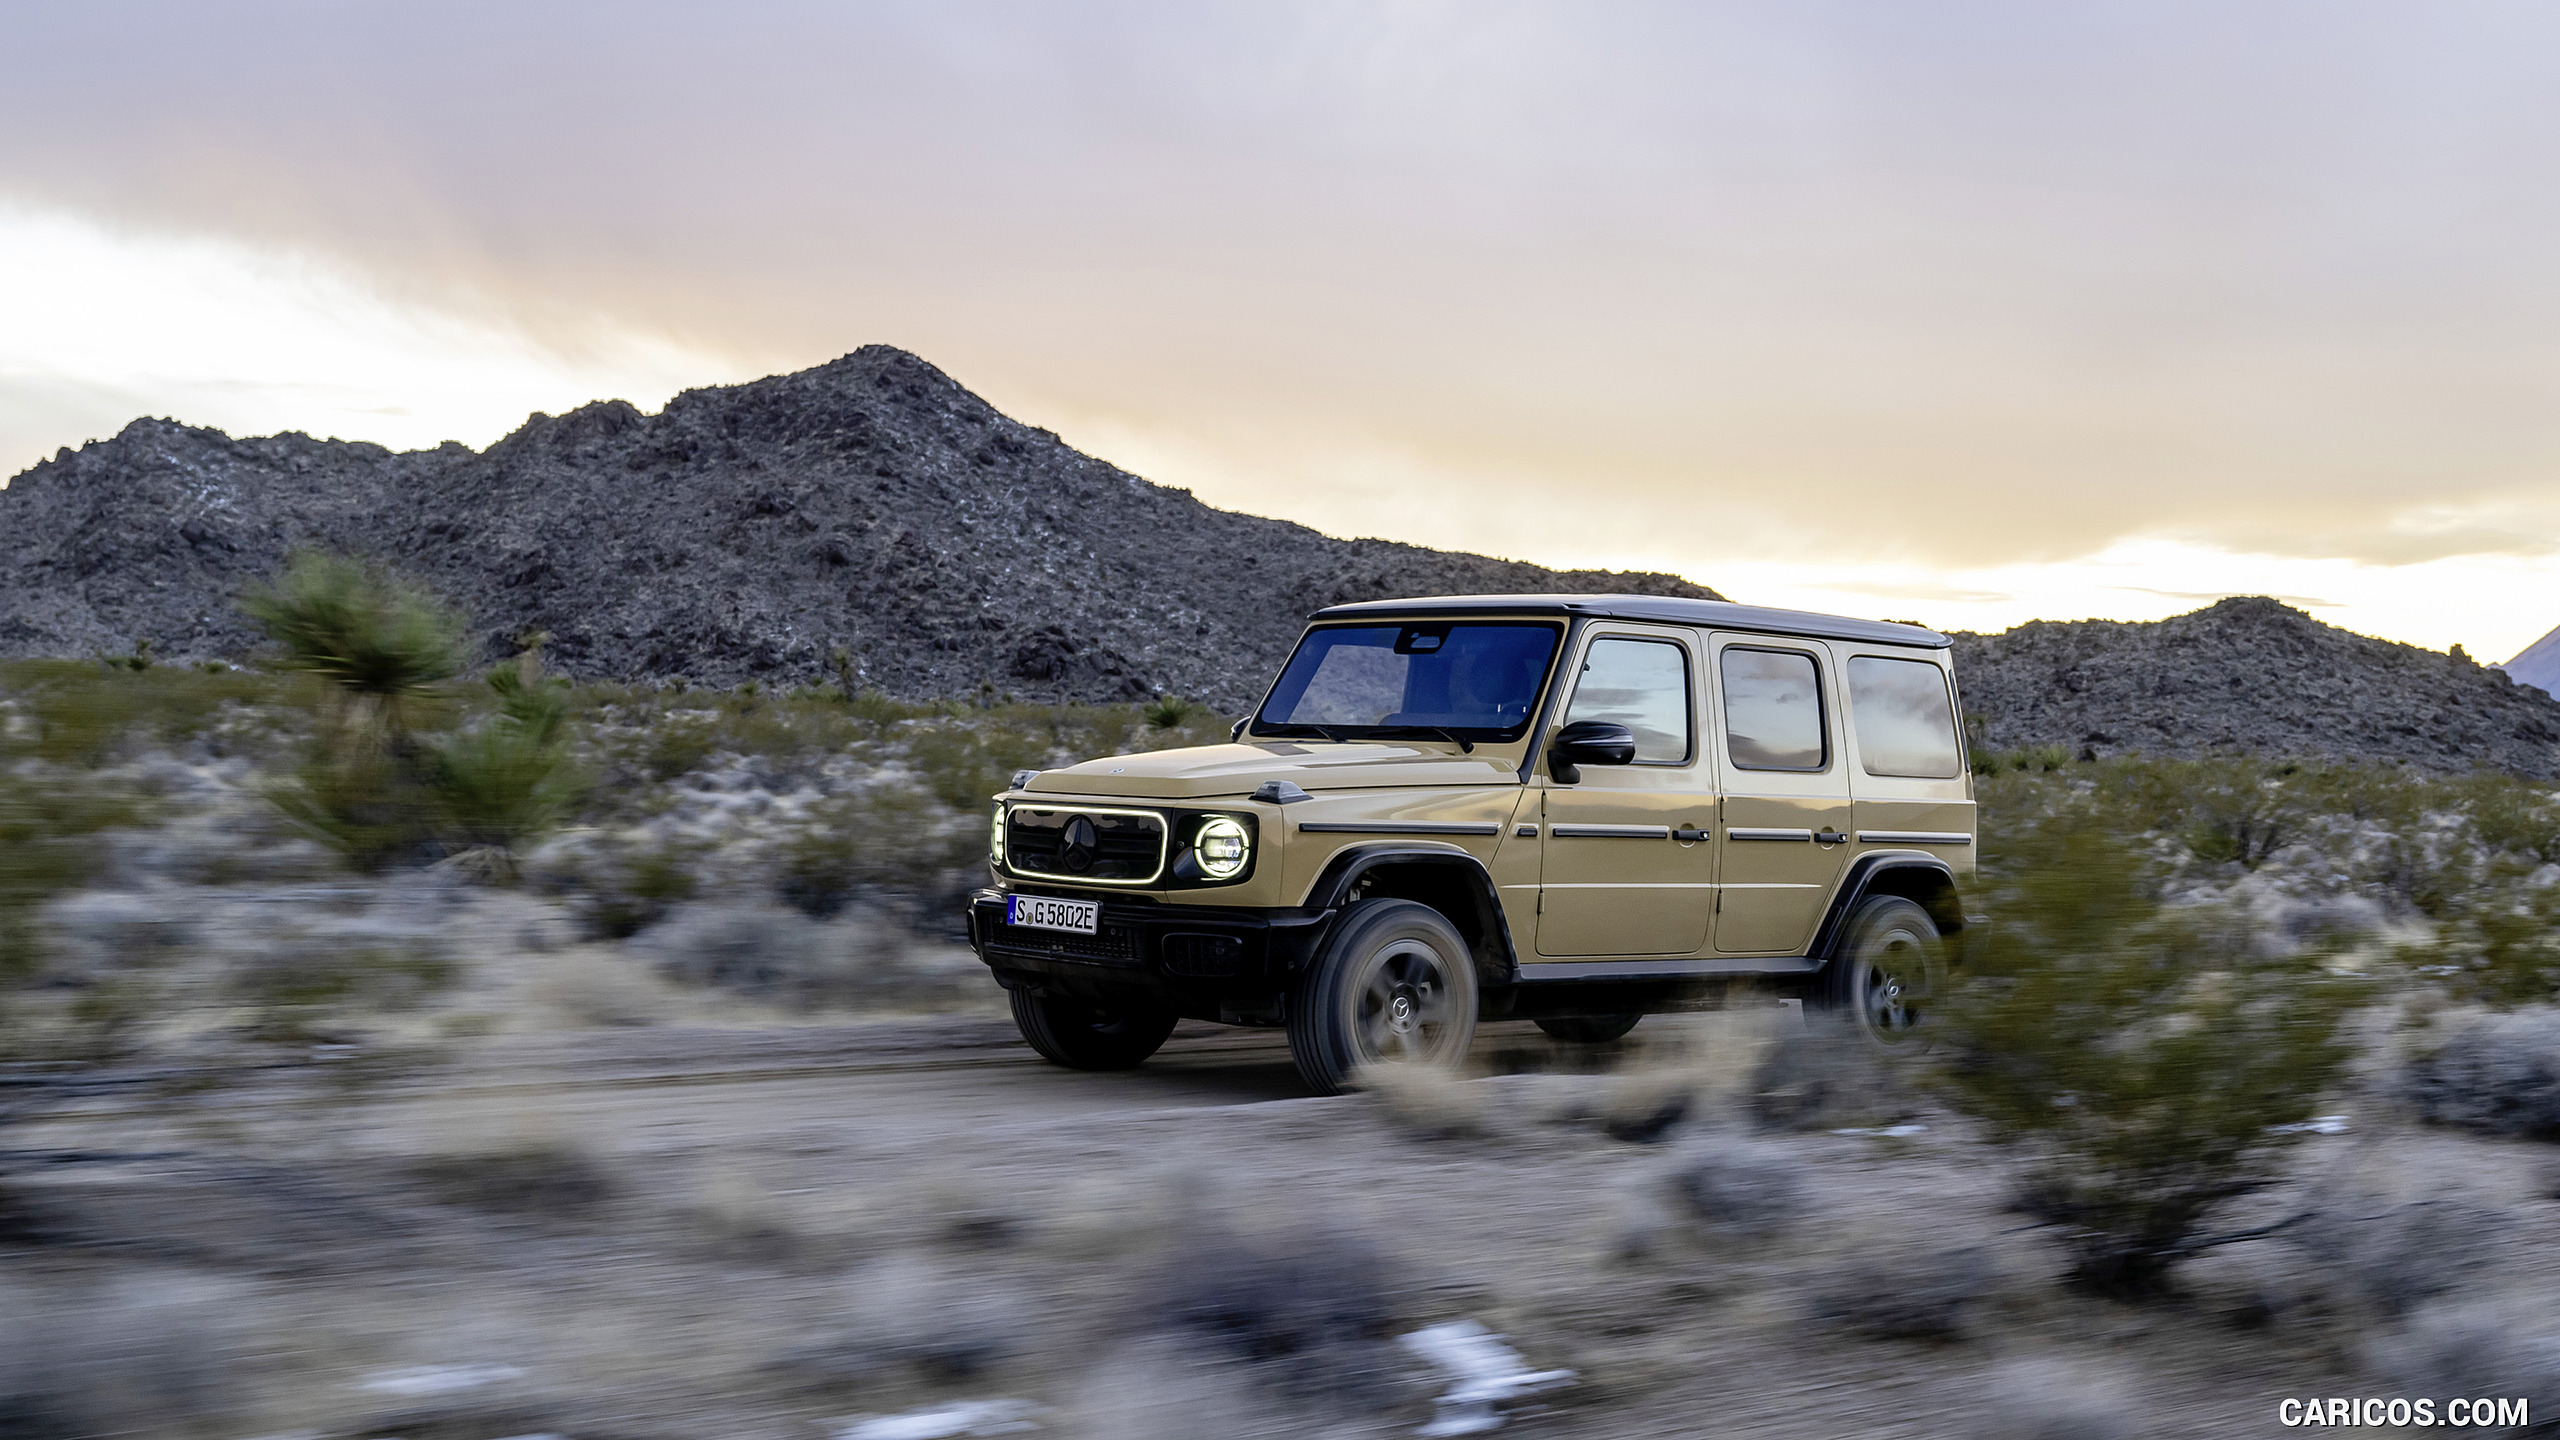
967;594;1973;1094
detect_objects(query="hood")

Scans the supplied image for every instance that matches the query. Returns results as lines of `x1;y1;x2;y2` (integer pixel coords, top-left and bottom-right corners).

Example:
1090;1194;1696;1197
1022;742;1521;800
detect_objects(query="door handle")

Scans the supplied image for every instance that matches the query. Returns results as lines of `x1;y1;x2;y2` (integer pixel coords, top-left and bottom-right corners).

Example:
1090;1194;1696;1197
1815;828;1850;846
1672;826;1707;844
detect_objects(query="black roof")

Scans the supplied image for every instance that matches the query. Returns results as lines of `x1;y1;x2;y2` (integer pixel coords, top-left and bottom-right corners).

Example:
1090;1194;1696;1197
1306;594;1951;650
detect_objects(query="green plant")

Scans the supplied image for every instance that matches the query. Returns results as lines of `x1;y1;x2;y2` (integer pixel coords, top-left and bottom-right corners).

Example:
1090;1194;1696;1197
432;669;585;863
2399;870;2560;1007
1143;695;1200;729
1933;815;2367;1294
238;551;470;732
266;743;435;872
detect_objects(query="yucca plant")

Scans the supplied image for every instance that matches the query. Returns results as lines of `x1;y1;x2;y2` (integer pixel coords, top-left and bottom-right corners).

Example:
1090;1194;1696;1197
433;668;585;865
240;551;471;737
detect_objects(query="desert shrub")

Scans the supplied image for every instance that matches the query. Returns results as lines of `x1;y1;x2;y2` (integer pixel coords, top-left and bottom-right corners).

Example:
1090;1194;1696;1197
2291;1199;2512;1319
240;550;469;723
907;720;1050;810
1141;1223;1403;1411
1654;1136;1803;1241
1142;695;1199;729
2401;1007;2560;1139
636;711;718;780
0;772;141;1015
2366;1294;2560;1435
266;742;437;871
410;1139;615;1215
228;944;456;1042
773;785;978;921
568;840;704;940
1805;1242;1995;1342
432;670;584;860
2457;772;2560;865
0;659;284;766
774;1257;1029;1392
1749;1017;1916;1132
631;901;970;1009
1933;815;2367;1294
2402;880;2560;1007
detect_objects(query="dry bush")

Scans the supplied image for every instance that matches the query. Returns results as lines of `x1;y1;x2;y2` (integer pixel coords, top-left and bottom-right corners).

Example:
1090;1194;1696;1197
527;950;681;1028
1567;1010;1786;1144
1935;814;2367;1294
1618;1135;1804;1258
0;1272;244;1438
1804;1240;1997;1343
2291;1197;2514;1320
1065;1335;1287;1440
405;1107;617;1219
770;1256;1030;1394
2402;1007;2560;1140
2366;1293;2560;1434
1136;1220;1409;1417
631;900;978;1010
1749;1015;1920;1133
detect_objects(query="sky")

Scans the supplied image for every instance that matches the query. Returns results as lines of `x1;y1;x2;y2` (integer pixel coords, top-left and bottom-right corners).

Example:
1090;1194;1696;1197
3;2;2556;658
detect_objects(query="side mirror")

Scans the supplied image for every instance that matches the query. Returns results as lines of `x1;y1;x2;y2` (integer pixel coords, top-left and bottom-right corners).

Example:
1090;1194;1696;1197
1548;720;1637;784
1231;716;1250;741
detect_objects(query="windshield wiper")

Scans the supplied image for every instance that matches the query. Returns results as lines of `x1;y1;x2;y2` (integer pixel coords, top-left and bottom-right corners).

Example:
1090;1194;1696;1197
1378;725;1474;753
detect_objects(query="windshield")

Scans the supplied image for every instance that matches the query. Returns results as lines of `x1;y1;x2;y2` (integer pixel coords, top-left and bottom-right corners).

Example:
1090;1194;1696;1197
1254;622;1563;742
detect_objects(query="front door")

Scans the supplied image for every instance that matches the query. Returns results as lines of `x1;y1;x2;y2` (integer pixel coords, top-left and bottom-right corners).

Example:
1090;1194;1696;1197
1710;636;1854;953
1535;626;1716;957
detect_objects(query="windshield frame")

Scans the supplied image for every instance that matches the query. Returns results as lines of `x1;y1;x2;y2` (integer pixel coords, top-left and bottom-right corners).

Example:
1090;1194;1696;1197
1246;618;1570;745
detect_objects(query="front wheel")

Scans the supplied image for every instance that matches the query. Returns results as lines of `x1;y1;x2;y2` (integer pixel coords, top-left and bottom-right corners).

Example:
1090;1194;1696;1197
1816;895;1943;1046
1287;899;1479;1096
1010;989;1178;1070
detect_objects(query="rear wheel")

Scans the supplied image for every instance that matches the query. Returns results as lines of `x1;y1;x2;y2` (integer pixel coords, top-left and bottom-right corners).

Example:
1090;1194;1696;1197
1009;988;1178;1070
1535;1014;1643;1044
1816;895;1942;1046
1288;899;1479;1096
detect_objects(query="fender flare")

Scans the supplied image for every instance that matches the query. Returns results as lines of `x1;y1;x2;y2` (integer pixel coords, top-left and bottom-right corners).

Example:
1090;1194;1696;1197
1807;852;1964;962
1303;842;1522;985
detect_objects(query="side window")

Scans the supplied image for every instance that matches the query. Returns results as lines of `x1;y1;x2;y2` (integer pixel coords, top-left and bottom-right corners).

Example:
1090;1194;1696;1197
1721;648;1827;771
1846;656;1961;778
1563;637;1692;764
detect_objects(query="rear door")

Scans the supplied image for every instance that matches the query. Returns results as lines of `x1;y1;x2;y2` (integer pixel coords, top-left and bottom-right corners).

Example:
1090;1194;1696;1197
1534;625;1716;957
1709;636;1854;954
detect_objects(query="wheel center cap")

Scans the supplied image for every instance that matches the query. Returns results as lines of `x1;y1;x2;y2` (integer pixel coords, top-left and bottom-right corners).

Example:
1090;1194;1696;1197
1389;993;1415;1031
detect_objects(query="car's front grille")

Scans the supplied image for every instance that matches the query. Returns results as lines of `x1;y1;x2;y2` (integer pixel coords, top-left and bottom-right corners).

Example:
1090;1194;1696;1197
1006;806;1167;884
984;921;1142;967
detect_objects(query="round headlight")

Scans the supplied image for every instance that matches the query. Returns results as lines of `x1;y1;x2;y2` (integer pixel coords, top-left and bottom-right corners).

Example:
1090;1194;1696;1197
989;803;1007;864
1194;815;1251;880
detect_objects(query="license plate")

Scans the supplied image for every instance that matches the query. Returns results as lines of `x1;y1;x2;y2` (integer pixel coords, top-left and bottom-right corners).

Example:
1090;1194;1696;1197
1007;894;1098;935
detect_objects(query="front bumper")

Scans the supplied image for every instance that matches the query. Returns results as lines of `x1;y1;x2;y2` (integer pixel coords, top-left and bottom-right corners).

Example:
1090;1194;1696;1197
966;887;1335;1009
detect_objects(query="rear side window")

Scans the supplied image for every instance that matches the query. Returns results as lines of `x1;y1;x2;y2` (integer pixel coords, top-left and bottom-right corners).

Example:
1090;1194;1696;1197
1562;637;1692;763
1720;648;1827;771
1846;656;1961;778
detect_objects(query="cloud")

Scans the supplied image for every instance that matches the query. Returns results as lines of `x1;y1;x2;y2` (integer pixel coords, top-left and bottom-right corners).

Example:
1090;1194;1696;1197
0;1;2556;642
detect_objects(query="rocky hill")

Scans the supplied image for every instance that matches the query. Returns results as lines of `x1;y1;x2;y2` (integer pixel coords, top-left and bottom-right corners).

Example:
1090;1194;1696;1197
0;347;1717;708
1953;597;2560;780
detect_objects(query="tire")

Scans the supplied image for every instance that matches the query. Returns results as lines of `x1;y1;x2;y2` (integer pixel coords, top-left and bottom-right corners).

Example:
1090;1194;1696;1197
1817;895;1942;1046
1287;899;1479;1096
1009;988;1178;1070
1535;1014;1643;1044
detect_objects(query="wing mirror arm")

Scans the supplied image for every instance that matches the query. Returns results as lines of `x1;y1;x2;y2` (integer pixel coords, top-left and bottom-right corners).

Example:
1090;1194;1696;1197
1546;720;1638;785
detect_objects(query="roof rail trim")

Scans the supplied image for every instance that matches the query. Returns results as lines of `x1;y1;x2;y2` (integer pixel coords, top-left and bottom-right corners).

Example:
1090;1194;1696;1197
1304;593;1951;650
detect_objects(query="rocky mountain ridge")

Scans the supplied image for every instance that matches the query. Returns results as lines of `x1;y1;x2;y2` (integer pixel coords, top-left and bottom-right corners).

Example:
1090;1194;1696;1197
1952;597;2560;779
0;346;1717;708
5;345;2554;776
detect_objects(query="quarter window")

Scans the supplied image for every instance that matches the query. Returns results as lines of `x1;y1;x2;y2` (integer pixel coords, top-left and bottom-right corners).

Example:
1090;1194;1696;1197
1563;637;1692;764
1721;648;1827;771
1846;656;1961;778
